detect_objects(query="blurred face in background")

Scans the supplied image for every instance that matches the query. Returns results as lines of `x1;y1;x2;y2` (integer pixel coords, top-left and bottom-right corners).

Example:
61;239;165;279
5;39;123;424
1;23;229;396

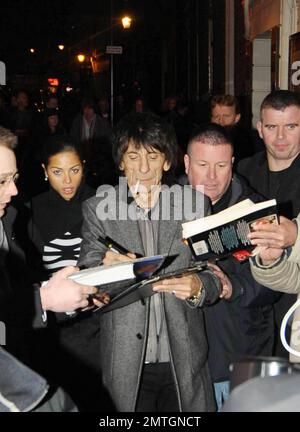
135;99;144;113
211;104;240;127
167;97;177;111
10;95;17;108
98;98;109;114
83;105;95;122
0;146;18;217
46;97;58;110
16;92;29;110
184;140;234;204
47;114;59;130
43;150;84;201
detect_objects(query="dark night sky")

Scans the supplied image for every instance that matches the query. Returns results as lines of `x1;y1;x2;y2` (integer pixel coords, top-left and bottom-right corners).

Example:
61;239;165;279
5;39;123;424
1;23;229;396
0;0;169;75
0;0;180;109
0;0;166;58
0;0;115;73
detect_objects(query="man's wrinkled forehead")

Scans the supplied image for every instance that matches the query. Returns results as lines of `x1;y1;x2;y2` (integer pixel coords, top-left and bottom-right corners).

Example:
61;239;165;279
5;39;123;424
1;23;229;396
189;138;233;157
260;104;300;120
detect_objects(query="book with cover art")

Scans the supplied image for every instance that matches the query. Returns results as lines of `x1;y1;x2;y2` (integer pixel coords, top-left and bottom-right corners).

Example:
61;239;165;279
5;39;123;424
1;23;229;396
182;198;278;262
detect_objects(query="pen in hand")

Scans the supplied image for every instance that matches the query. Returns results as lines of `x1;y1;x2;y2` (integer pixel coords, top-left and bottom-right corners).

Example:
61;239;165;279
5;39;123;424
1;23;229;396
98;235;129;255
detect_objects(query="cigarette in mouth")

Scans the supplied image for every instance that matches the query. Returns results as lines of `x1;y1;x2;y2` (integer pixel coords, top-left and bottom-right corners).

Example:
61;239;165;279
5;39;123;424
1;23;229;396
133;180;140;195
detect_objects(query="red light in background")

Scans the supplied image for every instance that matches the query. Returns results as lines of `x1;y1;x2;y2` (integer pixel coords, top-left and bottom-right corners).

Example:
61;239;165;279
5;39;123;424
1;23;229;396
48;78;59;86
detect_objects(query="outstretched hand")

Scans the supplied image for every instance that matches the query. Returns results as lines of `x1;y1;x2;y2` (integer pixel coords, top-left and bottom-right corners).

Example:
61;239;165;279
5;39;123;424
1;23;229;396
152;274;202;300
248;216;297;265
40;266;100;312
248;216;297;248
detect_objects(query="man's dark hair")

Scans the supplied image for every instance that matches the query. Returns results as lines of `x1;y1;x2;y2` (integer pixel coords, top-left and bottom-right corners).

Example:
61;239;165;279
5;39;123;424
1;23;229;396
81;97;96;111
112;112;178;172
187;123;234;155
210;94;240;115
260;90;300;115
42;134;84;167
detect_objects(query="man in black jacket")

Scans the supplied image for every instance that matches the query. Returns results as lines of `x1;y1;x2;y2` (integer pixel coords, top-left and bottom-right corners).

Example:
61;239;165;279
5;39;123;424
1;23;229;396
237;90;300;357
210;94;257;166
182;123;279;410
70;98;115;187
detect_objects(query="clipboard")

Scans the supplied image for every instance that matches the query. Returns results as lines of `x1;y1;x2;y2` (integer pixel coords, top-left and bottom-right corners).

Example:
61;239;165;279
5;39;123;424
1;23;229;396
94;261;207;313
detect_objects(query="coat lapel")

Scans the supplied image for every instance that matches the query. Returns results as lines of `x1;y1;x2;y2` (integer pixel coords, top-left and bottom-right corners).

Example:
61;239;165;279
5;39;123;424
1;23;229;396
157;218;179;256
118;219;145;256
157;191;180;256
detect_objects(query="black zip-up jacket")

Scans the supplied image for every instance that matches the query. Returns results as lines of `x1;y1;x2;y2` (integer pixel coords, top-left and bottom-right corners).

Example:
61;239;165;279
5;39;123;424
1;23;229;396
237;151;300;219
203;175;280;382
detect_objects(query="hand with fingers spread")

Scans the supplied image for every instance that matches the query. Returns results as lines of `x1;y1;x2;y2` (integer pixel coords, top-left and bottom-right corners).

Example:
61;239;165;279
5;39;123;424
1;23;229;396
152;273;202;301
248;216;298;265
40;266;102;312
248;216;297;248
207;262;232;300
102;250;136;266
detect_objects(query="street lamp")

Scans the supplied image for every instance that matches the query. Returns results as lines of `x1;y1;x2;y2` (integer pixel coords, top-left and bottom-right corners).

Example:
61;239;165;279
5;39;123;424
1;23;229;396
58;44;65;51
77;54;85;63
30;48;35;54
109;4;133;126
121;16;132;29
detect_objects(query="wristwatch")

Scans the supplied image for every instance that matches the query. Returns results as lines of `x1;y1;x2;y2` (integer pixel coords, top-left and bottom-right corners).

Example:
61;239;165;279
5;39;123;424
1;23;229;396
186;275;205;307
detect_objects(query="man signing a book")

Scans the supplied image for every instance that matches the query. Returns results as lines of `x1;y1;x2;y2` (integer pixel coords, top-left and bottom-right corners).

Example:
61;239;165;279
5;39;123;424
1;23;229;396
78;112;221;412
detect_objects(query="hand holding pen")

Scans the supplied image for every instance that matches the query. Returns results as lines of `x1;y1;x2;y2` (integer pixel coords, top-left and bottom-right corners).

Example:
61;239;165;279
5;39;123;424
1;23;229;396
98;235;137;265
98;235;129;254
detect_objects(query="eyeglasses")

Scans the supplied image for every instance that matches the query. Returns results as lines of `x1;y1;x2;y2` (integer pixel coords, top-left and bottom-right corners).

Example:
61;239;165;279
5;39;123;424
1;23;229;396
0;172;19;187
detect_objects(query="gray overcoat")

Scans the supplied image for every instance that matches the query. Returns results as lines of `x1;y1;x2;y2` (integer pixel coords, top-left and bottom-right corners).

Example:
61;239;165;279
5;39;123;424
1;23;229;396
78;184;220;411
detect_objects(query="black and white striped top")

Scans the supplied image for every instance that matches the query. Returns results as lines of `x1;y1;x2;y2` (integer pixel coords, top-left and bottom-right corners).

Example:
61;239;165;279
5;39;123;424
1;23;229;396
42;231;82;271
28;183;94;277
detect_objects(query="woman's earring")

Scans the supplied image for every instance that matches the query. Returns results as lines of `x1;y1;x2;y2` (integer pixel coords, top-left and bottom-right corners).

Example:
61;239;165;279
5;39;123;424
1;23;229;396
45;175;48;181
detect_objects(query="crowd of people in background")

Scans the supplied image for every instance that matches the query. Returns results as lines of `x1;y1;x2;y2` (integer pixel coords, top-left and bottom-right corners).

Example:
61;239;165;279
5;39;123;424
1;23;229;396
1;86;300;412
0;88;263;201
